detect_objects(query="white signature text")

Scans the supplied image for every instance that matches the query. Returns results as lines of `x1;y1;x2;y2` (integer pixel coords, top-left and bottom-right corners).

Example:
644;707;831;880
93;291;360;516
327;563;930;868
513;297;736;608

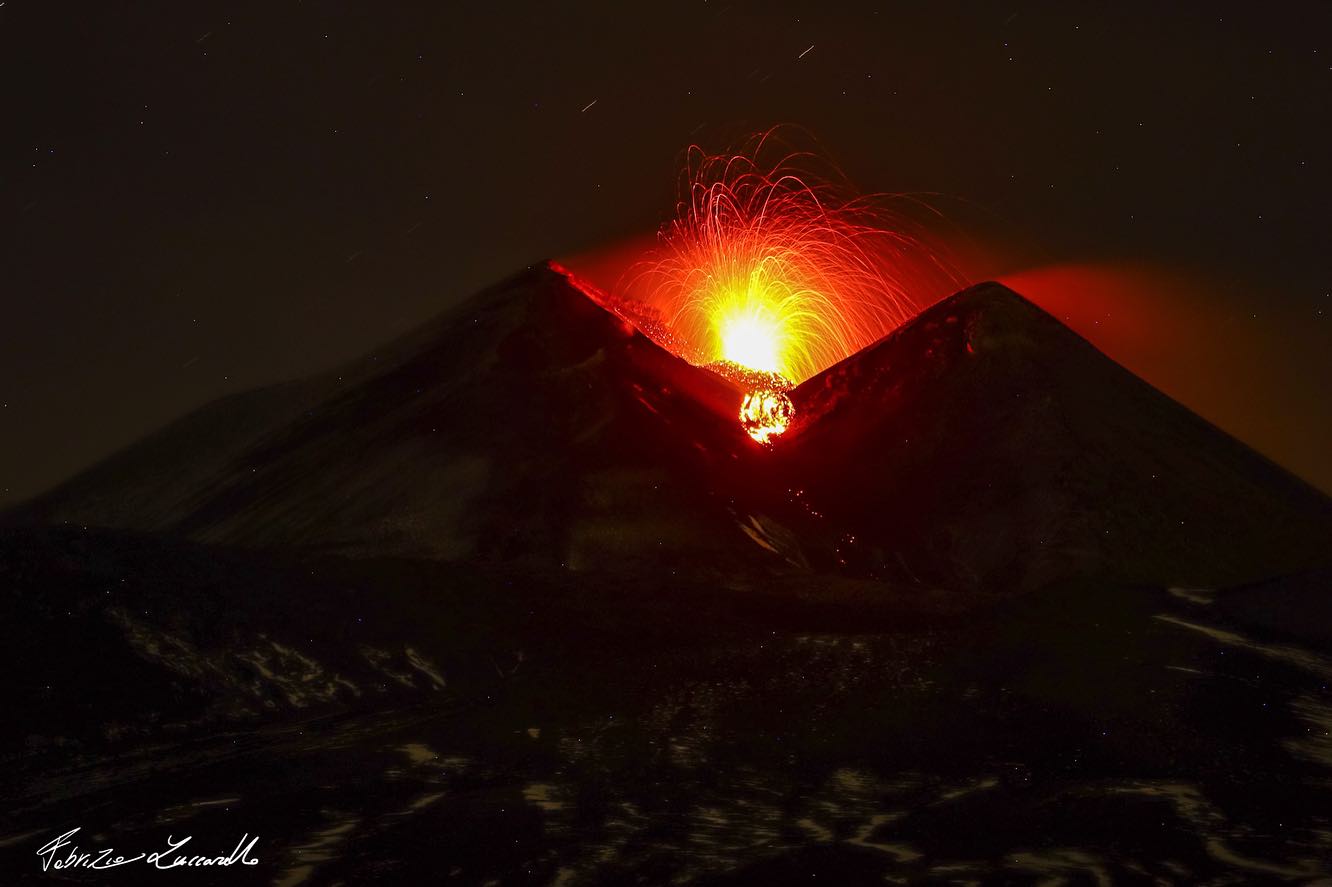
36;827;260;872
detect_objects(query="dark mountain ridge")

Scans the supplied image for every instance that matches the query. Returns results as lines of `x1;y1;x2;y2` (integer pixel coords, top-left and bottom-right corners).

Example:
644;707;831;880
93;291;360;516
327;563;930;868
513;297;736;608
772;283;1332;588
8;262;1331;591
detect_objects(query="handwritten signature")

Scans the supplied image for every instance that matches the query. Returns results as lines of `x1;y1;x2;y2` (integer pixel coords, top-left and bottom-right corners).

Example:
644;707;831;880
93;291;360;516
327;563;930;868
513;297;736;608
36;827;259;872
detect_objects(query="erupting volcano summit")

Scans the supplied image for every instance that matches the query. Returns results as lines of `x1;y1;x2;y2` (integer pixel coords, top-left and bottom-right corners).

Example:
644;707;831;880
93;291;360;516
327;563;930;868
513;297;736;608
607;130;961;443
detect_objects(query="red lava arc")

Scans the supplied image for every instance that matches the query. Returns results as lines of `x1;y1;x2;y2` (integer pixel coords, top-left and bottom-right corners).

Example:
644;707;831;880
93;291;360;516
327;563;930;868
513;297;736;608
589;130;960;444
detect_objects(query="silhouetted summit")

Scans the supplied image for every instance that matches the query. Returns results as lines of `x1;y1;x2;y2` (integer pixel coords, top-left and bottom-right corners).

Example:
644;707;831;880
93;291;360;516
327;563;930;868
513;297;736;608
776;282;1332;588
11;266;1332;590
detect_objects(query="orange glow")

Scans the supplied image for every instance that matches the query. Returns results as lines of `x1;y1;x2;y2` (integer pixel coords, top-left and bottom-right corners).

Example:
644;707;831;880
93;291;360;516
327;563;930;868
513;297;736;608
564;130;963;445
719;305;783;373
623;129;959;386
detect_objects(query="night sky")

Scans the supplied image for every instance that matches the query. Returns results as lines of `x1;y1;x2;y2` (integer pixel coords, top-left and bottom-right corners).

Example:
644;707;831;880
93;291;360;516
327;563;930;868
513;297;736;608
4;1;1330;504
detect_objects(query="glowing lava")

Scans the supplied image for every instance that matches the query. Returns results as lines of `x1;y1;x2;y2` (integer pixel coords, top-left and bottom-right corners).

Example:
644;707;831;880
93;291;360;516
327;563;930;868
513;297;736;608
706;361;796;445
611;129;961;444
625;130;954;382
718;305;783;374
739;387;795;445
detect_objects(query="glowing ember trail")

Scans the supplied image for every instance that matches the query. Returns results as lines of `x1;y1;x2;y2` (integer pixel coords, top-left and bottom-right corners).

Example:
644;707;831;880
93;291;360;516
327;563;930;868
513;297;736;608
622;129;956;444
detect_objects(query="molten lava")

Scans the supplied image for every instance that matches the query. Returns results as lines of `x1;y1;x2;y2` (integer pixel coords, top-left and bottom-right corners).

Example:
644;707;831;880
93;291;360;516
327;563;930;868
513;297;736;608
739;387;795;445
719;306;783;374
602;130;960;444
706;361;795;444
624;131;953;380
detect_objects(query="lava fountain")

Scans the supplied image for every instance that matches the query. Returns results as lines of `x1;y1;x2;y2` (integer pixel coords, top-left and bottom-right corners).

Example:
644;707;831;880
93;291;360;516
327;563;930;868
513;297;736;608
613;130;958;443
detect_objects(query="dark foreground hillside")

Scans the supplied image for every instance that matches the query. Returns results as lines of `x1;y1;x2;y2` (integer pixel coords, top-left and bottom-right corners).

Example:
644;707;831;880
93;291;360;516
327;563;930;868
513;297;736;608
5;265;1332;882
3;527;1332;882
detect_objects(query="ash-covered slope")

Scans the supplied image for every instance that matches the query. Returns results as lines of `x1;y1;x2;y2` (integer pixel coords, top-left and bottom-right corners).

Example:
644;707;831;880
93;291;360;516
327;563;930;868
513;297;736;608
11;264;758;569
9;267;1331;590
771;283;1332;589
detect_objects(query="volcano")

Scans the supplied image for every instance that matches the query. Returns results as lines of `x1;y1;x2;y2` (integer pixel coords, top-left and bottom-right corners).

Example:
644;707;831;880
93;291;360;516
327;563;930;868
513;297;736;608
12;261;1331;589
7;263;1332;883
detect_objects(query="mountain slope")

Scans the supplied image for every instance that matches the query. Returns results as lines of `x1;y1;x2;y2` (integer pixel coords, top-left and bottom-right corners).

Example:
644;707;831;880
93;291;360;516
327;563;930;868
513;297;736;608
9;266;1331;590
768;283;1332;588
11;264;761;570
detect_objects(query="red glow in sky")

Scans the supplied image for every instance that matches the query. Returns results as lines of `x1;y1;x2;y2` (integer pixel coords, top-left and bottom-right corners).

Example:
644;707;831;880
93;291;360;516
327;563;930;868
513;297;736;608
562;136;1332;491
